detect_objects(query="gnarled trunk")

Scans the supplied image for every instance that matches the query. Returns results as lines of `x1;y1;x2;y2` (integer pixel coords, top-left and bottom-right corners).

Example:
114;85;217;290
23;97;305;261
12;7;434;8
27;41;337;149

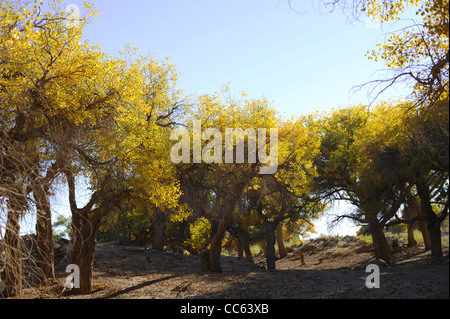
407;223;418;248
416;175;443;261
369;222;390;265
34;186;55;283
1;199;23;298
265;222;277;270
152;207;166;251
237;230;253;262
71;210;102;295
420;221;432;250
207;183;246;273
209;217;227;273
276;224;287;258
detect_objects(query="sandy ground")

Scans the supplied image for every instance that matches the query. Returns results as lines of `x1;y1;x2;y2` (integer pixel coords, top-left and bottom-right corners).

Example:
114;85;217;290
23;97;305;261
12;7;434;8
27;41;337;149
17;236;449;299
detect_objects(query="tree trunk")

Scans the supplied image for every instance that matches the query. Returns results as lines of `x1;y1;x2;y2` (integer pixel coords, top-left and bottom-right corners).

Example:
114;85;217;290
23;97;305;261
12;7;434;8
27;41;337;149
71;211;102;295
237;230;253;262
407;222;418;248
200;249;211;272
265;222;277;270
242;230;253;262
208;183;246;272
369;222;390;265
152;207;166;251
416;174;443;261
260;239;267;257
1;199;23;298
71;227;97;295
276;224;287;258
34;186;55;283
209;217;227;273
237;233;244;258
427;217;443;263
420;221;432;250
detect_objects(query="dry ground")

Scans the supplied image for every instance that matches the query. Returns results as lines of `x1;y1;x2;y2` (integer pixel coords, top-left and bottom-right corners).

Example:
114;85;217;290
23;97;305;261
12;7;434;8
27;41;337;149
16;236;449;299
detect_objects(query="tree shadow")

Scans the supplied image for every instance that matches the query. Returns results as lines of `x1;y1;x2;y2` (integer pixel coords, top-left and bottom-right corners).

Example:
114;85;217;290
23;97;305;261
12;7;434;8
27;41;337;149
101;274;182;299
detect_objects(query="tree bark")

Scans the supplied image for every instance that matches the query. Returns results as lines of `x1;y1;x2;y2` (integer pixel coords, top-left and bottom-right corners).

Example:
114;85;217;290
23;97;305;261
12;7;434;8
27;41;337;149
209;216;228;273
276;224;287;258
66;169;112;294
237;232;244;258
1;198;23;298
407;222;418;248
152;207;166;251
34;186;55;283
71;217;99;295
265;222;277;270
420;220;432;249
369;222;391;265
207;182;246;273
416;174;443;261
238;230;253;262
200;249;211;272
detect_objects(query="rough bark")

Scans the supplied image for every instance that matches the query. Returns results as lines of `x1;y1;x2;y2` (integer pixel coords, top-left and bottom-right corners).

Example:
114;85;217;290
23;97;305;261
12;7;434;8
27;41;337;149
420;220;432;250
207;182;247;273
265;222;277;270
71;222;98;295
407;223;418;248
238;230;253;262
416;174;443;261
66;169;112;294
200;249;211;272
276;224;287;258
369;222;391;265
209;216;228;273
152;207;166;251
34;186;55;283
1;199;23;298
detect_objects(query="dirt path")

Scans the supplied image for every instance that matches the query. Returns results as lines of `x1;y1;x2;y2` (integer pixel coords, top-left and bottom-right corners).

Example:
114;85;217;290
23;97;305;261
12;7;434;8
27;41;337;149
19;237;449;299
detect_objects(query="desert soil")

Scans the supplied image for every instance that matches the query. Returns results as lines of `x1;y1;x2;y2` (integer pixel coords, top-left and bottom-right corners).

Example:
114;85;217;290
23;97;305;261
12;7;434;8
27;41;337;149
17;236;449;299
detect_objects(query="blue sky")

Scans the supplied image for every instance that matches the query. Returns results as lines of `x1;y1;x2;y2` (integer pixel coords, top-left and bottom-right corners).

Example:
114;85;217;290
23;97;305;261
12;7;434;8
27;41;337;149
67;0;410;117
19;0;417;237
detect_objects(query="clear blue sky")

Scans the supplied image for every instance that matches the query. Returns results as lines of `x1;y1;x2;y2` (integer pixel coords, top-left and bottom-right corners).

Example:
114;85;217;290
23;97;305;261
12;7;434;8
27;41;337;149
20;0;416;237
66;0;410;117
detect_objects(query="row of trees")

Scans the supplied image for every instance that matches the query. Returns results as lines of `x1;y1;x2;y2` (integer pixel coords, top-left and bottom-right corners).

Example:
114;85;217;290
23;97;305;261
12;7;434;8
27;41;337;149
1;0;448;297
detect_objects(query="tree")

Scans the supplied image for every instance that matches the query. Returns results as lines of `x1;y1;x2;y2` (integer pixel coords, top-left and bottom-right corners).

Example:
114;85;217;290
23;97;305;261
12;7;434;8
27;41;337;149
402;98;449;261
243;116;324;270
1;0;185;295
173;87;279;272
364;0;449;108
311;102;413;264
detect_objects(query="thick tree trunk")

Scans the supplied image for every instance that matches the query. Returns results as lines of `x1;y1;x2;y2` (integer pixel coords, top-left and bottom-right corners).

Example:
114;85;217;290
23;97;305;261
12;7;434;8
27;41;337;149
265;222;277;270
276;224;287;258
420;221;432;250
209;217;227;273
1;200;23;298
407;222;418;248
369;222;390;265
208;183;246;272
200;249;211;272
72;230;97;295
238;230;253;262
416;175;443;261
34;187;55;283
71;212;101;295
152;207;166;251
237;233;244;258
260;239;267;257
427;218;443;262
